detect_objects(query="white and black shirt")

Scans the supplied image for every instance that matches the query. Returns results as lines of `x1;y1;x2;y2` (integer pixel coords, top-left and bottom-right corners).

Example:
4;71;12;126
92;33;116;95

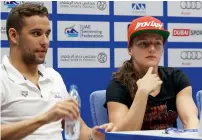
1;55;69;140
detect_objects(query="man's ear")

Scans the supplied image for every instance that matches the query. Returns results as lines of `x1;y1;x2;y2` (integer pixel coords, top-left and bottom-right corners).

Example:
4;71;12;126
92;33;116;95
8;28;19;45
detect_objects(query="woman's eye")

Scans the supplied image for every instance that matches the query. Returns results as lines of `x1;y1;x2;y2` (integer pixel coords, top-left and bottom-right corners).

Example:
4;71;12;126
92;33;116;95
139;42;148;48
154;41;163;46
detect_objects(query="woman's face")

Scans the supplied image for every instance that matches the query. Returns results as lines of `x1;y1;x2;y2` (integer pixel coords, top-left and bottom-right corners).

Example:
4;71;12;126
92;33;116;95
128;33;164;69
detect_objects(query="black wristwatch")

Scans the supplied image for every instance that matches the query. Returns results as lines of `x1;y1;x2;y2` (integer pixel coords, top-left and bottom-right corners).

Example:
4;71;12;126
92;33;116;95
89;133;94;140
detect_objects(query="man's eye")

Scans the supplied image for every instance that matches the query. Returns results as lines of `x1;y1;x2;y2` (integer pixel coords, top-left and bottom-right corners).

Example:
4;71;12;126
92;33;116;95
32;31;41;36
46;32;50;37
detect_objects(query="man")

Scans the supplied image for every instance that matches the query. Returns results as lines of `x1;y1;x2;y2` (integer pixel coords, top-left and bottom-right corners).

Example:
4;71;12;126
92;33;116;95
1;3;115;140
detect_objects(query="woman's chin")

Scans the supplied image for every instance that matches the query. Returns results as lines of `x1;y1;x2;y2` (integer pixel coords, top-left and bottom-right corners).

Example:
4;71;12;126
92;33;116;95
144;62;158;67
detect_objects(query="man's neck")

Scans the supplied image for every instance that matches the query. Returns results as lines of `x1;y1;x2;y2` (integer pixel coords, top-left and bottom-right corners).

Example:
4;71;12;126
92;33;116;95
9;55;39;78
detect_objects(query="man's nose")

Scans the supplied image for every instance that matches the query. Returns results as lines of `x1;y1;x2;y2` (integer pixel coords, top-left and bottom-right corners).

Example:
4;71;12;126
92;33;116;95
40;34;49;47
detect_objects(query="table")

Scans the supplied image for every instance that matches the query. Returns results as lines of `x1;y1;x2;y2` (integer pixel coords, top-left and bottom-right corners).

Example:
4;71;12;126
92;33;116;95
105;130;202;140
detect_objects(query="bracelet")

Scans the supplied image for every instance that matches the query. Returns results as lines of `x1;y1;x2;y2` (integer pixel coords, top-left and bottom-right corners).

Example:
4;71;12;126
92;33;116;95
89;133;94;140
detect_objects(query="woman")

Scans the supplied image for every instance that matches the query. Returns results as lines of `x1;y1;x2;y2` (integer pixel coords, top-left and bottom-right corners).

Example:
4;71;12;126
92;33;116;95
104;16;199;131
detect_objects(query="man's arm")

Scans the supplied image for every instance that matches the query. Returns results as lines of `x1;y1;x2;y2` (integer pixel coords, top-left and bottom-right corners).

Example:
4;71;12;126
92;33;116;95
1;115;46;140
1;99;79;140
176;86;199;129
79;119;92;140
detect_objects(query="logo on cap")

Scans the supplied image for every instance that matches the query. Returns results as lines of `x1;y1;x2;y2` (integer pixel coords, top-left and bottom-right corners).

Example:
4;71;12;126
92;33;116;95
135;21;163;30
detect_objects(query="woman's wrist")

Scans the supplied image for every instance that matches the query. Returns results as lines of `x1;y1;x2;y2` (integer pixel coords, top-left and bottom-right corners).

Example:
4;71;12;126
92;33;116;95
137;88;150;96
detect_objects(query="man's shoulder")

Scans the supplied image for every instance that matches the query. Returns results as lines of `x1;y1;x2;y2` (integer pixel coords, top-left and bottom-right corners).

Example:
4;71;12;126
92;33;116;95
0;63;7;78
44;67;59;74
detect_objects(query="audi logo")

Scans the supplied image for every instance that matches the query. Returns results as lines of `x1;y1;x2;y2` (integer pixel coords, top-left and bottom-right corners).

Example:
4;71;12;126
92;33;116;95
180;1;202;10
180;51;202;60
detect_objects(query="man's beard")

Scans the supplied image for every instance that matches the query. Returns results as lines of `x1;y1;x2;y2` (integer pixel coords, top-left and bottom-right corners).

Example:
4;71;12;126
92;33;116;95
20;47;46;65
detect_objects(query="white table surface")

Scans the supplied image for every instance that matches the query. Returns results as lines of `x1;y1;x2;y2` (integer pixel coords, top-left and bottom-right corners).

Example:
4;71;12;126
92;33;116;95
108;130;202;139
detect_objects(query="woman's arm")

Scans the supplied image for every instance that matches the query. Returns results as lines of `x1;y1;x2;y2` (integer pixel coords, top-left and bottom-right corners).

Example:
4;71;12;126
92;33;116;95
107;89;149;131
107;67;162;131
176;86;199;129
79;118;115;140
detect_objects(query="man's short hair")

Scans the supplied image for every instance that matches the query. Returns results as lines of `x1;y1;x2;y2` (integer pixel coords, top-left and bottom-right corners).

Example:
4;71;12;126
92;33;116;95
6;2;49;40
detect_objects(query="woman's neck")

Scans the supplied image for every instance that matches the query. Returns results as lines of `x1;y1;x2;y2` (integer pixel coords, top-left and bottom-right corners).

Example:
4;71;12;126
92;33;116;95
133;62;158;78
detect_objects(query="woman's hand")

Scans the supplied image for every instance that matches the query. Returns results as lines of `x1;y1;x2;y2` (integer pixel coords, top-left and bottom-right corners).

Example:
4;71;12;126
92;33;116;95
137;67;162;95
90;123;117;140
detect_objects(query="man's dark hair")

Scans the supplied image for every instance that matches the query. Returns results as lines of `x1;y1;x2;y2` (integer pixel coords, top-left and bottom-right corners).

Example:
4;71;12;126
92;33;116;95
6;2;48;40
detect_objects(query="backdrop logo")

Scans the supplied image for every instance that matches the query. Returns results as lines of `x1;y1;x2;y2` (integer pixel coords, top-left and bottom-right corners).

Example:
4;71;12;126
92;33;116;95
97;52;107;63
97;1;107;10
180;51;202;60
1;26;6;35
58;48;110;68
80;24;103;38
132;3;146;13
60;1;94;7
173;29;202;36
59;21;109;41
180;1;202;10
173;29;190;36
4;1;21;8
3;1;44;9
64;25;79;37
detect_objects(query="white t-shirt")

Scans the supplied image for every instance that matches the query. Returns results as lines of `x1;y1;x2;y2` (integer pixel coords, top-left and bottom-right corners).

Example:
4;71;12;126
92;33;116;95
1;55;69;140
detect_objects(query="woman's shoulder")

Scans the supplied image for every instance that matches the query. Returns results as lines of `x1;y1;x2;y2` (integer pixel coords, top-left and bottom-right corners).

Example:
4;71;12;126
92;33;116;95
107;79;128;90
158;66;184;76
158;66;189;85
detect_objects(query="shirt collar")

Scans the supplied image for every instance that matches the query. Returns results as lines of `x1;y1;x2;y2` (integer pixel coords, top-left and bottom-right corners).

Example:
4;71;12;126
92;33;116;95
2;55;52;84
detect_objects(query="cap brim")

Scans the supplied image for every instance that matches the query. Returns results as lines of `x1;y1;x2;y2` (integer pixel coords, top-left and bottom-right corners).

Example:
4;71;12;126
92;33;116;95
130;29;170;42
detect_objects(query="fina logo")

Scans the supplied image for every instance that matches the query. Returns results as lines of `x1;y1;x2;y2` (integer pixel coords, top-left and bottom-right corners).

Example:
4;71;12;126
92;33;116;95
64;25;79;37
4;1;21;8
132;3;146;11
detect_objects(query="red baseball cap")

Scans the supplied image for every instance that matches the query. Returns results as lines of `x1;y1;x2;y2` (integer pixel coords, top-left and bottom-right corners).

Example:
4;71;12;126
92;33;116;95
128;16;170;46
